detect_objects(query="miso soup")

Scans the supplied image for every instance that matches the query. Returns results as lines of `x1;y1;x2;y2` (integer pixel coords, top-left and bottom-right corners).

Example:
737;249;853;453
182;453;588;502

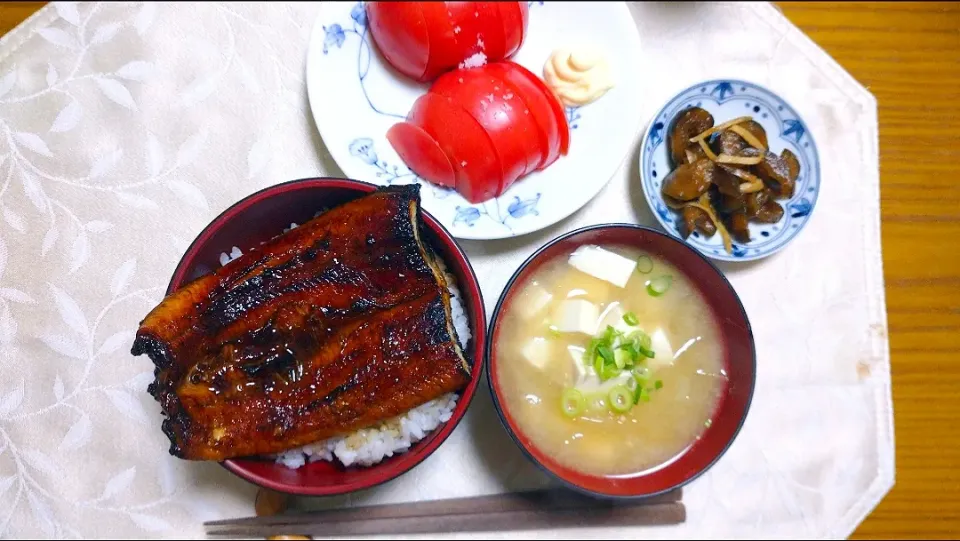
495;244;726;476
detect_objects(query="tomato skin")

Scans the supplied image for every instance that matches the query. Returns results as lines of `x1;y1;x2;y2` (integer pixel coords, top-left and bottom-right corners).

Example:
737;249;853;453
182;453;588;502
407;93;502;203
386;122;456;188
365;2;430;81
499;2;526;57
507;61;571;158
486;62;561;171
389;61;570;202
368;2;527;83
431;68;543;193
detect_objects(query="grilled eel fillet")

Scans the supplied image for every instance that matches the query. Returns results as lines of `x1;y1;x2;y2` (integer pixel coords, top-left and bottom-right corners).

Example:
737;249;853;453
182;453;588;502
133;185;447;379
161;290;468;460
131;185;471;460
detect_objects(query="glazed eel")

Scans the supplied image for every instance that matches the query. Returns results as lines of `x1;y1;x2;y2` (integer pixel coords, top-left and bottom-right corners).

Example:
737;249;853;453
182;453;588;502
131;185;471;460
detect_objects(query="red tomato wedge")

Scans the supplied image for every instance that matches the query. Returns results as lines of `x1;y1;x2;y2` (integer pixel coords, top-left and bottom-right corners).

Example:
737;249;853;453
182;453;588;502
432;68;542;192
418;2;502;82
499;2;526;57
486;62;561;171
386;122;456;188
367;2;527;83
365;2;430;81
407;93;502;203
506;61;571;161
472;3;506;67
388;61;571;203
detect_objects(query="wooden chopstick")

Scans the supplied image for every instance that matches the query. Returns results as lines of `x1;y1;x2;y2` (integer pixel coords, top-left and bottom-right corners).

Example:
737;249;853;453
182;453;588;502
205;488;685;538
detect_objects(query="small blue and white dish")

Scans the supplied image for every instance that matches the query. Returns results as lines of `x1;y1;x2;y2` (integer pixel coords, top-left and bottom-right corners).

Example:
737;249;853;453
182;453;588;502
638;79;820;262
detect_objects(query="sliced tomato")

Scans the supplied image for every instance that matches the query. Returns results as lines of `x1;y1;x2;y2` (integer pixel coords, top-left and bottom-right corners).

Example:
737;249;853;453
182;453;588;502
408;93;502;203
385;2;521;82
417;2;500;82
486;62;560;171
498;2;525;57
506;61;571;160
365;2;430;81
432;68;542;192
386;122;456;188
473;3;506;65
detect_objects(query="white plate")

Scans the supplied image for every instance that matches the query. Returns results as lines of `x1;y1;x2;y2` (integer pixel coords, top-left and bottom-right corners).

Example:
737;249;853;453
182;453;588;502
306;1;644;240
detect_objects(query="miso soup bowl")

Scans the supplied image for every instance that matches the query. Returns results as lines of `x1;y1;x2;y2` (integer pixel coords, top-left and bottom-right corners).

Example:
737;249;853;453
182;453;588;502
166;177;486;496
485;224;755;499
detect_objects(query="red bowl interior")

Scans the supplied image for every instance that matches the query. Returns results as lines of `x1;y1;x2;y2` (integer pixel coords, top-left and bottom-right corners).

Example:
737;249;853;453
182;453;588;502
486;224;755;499
166;178;487;496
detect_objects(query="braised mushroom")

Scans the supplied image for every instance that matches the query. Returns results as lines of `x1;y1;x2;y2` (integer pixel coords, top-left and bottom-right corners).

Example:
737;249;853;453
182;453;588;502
726;211;751;243
714;164;745;196
716;190;746;214
781;148;801;181
714;130;747;156
754;200;785;223
744;188;771;218
660;111;800;255
662;159;715;201
669;107;714;167
679;205;717;239
733;120;768;149
712;120;767;156
753;152;795;198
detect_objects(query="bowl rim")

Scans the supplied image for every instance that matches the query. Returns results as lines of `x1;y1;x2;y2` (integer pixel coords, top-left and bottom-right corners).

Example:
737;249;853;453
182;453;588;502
165;176;488;496
484;222;756;500
637;77;821;263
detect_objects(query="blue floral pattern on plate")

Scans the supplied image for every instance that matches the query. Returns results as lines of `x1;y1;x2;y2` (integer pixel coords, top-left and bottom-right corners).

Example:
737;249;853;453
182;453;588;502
638;79;821;262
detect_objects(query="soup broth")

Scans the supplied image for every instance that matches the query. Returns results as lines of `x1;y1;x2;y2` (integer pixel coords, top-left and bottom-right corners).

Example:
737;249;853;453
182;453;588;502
495;245;726;477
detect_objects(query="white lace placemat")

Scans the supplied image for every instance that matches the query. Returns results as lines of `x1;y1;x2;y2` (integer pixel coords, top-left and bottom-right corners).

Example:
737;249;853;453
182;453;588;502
0;2;892;539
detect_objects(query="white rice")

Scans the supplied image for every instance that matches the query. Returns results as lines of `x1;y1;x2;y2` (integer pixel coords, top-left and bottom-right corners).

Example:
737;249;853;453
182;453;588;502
218;233;471;470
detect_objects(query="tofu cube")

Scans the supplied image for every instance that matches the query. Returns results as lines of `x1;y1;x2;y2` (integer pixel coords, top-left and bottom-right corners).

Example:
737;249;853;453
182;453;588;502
551;299;600;335
648;328;676;372
521;337;551;371
567;345;588;383
568;245;637;288
594;302;635;335
515;284;553;321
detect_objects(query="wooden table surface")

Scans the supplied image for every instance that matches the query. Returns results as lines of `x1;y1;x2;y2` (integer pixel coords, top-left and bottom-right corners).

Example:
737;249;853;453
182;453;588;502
2;1;959;539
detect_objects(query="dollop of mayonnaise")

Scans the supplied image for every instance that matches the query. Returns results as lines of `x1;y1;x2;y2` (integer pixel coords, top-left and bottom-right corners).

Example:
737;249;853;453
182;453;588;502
543;48;614;107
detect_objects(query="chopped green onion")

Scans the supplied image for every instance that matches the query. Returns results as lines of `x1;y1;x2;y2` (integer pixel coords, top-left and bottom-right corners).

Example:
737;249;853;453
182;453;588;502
561;388;586;418
600;363;622;381
597;345;615;365
547;325;561;337
638;332;653;352
593;353;604;378
602;325;617;344
584;338;600;364
636;255;654;274
619;341;640;359
633;366;651;382
614;348;631;369
654;380;663;390
633;384;651;404
646;275;673;297
704;419;713;428
608;385;633;413
622;312;639;326
639;346;656;358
